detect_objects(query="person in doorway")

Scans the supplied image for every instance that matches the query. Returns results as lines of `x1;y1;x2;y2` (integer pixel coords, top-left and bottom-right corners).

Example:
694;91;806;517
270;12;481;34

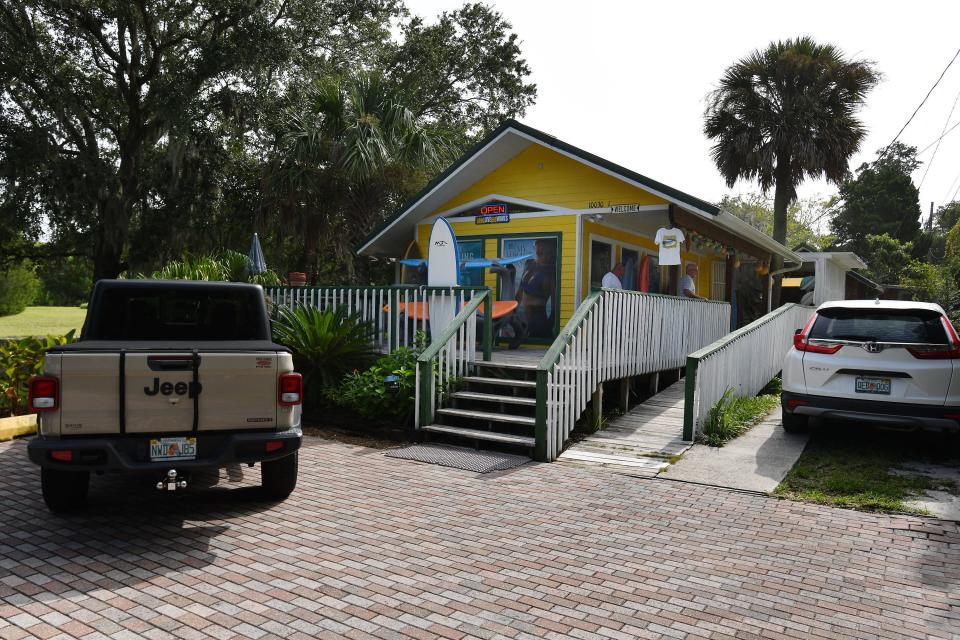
516;239;556;338
601;262;625;289
680;263;701;298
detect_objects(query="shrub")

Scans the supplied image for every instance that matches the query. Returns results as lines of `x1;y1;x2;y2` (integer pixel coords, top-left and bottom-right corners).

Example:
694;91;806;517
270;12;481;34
271;304;376;409
0;331;76;417
0;263;41;316
335;347;419;423
700;387;779;447
146;251;282;285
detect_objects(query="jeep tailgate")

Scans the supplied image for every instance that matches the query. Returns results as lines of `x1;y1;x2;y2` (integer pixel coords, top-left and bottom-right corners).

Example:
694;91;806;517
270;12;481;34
57;351;287;436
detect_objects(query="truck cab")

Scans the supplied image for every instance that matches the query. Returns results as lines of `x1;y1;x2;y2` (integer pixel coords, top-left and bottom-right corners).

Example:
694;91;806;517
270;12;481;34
27;279;303;511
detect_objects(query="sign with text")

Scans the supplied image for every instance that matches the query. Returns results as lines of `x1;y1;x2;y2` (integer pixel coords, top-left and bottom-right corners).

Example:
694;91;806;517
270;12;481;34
476;202;509;224
610;203;643;214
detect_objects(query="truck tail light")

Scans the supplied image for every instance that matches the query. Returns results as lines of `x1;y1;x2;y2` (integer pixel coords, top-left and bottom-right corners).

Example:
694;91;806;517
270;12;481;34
793;315;842;354
278;373;302;406
28;376;59;412
908;317;960;360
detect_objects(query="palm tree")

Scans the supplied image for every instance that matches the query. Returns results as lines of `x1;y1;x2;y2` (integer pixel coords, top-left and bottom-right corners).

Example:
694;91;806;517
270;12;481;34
268;71;451;281
704;37;879;306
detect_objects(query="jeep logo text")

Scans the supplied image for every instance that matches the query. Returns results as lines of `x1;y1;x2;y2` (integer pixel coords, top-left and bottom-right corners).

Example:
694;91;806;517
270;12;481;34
144;378;202;398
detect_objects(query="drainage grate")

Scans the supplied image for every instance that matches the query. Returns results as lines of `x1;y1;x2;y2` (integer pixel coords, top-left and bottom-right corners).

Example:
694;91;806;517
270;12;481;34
385;443;530;473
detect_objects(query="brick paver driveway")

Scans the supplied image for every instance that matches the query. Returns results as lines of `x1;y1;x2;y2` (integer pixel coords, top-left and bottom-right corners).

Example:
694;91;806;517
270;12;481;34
1;437;958;640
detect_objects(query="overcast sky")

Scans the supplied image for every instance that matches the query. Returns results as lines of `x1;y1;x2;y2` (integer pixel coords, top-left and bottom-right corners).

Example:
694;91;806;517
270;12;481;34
406;0;960;225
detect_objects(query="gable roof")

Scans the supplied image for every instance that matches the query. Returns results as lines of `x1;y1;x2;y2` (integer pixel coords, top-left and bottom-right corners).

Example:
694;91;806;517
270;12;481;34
356;119;721;256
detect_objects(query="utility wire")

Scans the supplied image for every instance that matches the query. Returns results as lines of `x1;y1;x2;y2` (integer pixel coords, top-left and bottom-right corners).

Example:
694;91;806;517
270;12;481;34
918;86;960;189
879;46;960;160
917;119;960;155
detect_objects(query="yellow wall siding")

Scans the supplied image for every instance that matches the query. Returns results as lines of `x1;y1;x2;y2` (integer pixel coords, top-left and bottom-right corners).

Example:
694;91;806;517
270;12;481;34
434;145;668;214
417;214;578;325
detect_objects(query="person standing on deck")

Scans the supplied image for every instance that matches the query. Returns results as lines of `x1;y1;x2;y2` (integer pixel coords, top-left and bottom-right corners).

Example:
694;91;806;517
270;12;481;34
680;263;702;299
601;263;625;289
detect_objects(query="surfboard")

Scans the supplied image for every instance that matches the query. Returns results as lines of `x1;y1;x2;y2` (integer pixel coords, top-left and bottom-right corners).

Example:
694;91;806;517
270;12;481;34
426;218;460;338
400;240;423;284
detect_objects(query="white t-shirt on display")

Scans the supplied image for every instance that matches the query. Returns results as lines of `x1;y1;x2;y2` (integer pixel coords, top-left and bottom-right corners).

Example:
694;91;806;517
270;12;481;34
679;274;696;297
654;227;684;266
601;271;623;289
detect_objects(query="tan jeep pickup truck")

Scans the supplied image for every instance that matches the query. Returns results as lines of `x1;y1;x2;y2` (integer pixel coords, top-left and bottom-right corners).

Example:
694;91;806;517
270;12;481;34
27;279;302;512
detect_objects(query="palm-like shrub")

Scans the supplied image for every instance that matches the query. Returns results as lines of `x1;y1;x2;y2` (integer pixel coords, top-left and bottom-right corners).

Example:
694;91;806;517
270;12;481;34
149;251;281;285
271;305;377;409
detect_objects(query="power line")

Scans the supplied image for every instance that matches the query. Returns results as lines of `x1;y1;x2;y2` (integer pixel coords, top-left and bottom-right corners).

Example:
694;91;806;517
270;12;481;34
879;46;960;160
918;86;960;189
916;119;960;155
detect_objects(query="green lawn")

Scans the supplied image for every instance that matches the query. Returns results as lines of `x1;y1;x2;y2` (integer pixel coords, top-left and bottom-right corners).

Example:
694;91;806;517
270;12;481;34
0;306;86;338
774;425;959;515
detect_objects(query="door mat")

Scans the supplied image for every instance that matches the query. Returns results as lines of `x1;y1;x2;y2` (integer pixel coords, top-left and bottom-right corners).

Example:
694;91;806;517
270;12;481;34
385;443;530;473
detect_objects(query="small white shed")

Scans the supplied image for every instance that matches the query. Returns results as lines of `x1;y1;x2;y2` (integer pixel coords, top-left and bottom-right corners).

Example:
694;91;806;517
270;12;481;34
795;251;868;306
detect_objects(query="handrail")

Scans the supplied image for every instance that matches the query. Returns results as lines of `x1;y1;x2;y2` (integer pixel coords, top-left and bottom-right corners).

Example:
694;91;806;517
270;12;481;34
416;290;489;428
683;303;814;440
534;289;731;461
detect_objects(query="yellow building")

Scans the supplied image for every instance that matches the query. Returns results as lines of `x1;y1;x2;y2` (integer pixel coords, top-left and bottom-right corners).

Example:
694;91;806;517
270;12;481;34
358;120;799;340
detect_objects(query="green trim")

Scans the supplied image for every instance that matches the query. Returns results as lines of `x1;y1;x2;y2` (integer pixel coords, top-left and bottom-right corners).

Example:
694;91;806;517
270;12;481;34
682;356;698;441
356;119;721;255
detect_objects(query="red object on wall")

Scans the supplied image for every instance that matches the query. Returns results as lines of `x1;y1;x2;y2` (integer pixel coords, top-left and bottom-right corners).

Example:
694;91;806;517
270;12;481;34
638;254;649;292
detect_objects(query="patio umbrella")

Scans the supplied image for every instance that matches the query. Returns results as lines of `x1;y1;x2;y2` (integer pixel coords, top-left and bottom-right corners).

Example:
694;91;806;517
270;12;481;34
248;232;267;275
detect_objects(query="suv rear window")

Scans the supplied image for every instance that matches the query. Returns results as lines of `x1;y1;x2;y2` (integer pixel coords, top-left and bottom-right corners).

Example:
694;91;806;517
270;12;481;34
87;286;267;340
810;308;948;344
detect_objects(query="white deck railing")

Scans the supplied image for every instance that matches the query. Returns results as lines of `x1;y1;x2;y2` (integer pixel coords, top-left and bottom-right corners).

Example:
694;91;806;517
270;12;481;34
682;303;813;440
265;285;491;355
535;290;731;461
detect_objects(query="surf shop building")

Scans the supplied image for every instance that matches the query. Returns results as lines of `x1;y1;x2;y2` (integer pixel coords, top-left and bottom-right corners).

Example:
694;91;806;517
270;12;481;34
357;120;800;341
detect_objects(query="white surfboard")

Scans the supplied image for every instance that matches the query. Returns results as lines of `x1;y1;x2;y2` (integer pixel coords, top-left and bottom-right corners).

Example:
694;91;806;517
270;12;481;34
426;218;460;338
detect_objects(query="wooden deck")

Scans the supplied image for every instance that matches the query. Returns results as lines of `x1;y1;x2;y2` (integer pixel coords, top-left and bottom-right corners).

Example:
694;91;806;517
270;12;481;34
557;382;691;476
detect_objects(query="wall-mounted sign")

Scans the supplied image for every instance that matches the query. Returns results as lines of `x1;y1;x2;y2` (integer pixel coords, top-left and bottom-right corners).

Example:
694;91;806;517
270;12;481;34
476;202;509;224
610;203;643;214
476;213;510;225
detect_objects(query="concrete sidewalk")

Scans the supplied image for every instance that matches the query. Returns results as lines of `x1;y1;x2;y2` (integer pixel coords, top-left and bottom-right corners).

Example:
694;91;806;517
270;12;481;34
662;406;809;492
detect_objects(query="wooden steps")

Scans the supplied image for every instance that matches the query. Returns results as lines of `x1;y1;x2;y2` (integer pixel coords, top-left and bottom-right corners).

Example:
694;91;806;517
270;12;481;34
421;424;535;447
462;376;536;388
436;407;535;426
450;391;537;407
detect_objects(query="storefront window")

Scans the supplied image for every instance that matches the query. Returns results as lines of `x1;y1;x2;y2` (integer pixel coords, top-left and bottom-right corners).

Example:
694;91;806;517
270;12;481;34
590;241;612;290
503;237;558;340
458;239;484;286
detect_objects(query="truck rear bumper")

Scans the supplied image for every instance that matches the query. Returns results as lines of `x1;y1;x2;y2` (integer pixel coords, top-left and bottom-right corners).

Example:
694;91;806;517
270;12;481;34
27;427;302;473
782;392;960;432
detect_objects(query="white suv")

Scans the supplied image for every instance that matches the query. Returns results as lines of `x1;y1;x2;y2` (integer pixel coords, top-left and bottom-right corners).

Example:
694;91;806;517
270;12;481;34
781;300;960;432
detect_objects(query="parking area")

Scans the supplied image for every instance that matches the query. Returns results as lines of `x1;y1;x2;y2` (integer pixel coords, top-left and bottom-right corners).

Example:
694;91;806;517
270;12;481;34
0;436;958;640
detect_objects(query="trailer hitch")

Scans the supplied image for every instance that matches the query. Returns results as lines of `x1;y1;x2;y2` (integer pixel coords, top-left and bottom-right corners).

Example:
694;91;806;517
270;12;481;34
157;469;188;491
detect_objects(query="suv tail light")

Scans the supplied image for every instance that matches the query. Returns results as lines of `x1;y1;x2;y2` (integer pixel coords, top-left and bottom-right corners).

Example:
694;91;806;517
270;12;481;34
28;376;59;412
278;373;302;406
793;314;842;354
908;316;960;359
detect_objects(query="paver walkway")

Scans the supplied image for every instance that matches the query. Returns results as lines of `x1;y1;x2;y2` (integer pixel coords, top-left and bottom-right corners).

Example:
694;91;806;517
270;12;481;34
557;382;691;475
1;436;958;639
664;407;809;492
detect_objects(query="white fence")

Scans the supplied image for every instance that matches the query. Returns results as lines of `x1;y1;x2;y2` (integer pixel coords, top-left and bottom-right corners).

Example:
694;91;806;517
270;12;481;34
683;303;814;439
265;286;486;353
537;290;731;462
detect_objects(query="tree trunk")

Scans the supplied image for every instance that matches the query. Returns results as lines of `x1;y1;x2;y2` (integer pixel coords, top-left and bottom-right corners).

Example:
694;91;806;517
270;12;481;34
92;153;138;281
771;161;791;309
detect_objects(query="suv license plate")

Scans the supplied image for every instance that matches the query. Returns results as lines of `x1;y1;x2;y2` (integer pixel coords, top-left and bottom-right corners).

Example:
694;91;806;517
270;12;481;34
855;377;891;395
150;437;197;461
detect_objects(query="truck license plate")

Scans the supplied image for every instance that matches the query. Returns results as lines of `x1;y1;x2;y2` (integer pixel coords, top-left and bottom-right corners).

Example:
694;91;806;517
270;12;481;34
855;377;891;395
150;437;197;461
